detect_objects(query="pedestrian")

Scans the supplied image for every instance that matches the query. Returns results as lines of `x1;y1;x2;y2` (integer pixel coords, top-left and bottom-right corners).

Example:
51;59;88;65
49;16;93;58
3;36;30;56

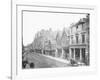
22;60;28;68
25;63;30;68
30;63;35;68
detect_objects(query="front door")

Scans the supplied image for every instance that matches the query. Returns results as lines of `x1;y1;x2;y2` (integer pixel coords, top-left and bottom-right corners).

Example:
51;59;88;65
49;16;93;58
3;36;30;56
75;48;80;61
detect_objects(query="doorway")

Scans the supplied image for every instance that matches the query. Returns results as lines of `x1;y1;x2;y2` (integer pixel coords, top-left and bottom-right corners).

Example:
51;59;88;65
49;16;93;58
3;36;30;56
75;48;80;61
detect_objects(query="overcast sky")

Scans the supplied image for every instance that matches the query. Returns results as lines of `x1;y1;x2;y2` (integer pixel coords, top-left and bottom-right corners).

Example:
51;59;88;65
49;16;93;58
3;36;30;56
23;11;87;46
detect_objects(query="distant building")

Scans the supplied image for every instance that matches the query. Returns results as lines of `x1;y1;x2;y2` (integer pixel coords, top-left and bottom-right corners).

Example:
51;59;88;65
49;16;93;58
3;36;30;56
56;28;70;59
61;28;70;59
69;14;89;65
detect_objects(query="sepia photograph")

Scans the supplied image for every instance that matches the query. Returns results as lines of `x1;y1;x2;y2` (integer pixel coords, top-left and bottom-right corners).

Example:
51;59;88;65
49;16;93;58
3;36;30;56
22;10;90;69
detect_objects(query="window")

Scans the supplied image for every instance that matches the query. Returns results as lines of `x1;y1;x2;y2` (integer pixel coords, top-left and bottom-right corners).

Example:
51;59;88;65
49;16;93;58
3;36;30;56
82;23;84;30
71;28;72;33
76;35;78;44
82;34;85;43
71;36;74;44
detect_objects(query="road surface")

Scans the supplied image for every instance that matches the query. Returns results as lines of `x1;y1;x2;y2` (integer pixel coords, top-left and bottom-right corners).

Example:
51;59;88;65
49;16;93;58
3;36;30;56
23;52;70;68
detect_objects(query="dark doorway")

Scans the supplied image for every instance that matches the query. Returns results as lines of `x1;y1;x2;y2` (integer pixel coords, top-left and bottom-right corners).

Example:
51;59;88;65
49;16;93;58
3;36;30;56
71;48;74;58
75;48;80;61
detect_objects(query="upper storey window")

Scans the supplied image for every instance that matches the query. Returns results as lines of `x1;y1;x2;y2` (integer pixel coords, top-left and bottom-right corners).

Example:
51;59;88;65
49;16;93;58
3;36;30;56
76;34;79;44
82;34;85;43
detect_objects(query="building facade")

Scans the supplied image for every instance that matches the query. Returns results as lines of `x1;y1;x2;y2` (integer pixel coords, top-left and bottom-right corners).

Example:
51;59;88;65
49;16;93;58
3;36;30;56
69;15;89;65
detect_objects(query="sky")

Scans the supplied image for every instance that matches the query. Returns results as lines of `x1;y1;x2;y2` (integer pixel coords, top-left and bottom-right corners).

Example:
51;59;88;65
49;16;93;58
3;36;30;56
23;11;87;46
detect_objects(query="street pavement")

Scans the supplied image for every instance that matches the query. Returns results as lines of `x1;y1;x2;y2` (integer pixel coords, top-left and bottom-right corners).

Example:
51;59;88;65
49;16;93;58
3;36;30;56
24;52;70;68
